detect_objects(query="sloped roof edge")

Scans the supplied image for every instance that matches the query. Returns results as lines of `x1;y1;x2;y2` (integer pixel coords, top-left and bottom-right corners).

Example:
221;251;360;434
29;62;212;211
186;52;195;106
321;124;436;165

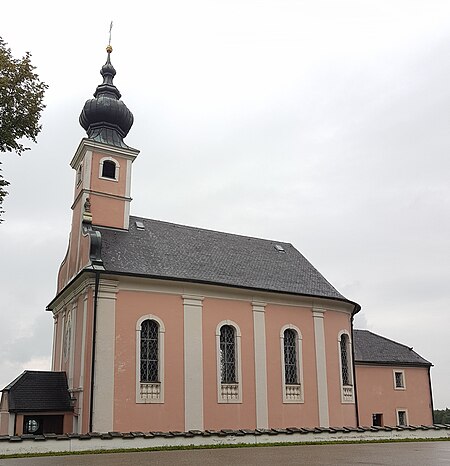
353;329;432;366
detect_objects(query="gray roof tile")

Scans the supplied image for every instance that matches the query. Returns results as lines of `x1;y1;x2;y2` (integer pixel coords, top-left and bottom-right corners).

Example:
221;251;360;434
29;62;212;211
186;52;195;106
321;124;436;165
3;371;72;412
96;216;350;302
353;330;432;366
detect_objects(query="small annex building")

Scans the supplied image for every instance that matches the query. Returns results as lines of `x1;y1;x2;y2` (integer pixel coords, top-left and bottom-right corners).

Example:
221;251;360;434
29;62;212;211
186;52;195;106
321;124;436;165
0;47;434;436
354;330;433;427
0;372;72;435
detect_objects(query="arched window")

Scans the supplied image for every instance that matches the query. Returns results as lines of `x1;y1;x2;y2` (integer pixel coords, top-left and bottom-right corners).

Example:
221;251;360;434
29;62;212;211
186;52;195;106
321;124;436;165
280;325;303;402
220;325;236;383
99;157;120;180
338;331;354;403
102;160;116;179
140;319;159;383
284;329;298;384
340;334;351;386
136;315;165;403
216;321;242;403
76;164;82;185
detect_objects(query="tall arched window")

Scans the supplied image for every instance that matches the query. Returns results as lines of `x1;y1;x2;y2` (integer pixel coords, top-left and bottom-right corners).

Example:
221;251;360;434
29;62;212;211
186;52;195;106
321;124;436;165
340;334;350;386
136;315;165;403
216;321;242;403
284;329;299;384
220;325;236;383
280;325;303;402
338;331;354;403
140;319;159;383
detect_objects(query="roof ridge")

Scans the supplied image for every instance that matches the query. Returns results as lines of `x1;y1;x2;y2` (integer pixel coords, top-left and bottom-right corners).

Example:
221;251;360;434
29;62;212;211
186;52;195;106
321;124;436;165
129;215;294;246
364;330;416;352
353;329;431;365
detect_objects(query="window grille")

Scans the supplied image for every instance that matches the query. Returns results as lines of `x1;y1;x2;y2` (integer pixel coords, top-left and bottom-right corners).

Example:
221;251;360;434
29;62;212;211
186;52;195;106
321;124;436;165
284;329;298;384
102;160;116;179
140;319;159;383
395;371;404;388
220;325;236;383
398;410;407;426
340;334;351;386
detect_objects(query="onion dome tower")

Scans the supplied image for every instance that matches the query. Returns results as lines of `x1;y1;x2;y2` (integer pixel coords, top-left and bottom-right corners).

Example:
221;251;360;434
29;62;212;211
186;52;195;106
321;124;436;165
67;44;139;242
79;45;134;148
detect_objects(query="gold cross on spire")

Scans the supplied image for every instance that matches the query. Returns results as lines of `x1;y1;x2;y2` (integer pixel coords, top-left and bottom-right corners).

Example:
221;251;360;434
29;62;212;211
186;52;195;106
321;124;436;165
108;21;113;46
107;21;113;53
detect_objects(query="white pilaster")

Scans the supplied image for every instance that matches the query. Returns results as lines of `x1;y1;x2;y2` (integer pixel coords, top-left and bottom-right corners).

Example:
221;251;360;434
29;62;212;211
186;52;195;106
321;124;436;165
68;301;77;389
313;308;329;427
183;295;204;431
58;312;65;371
252;301;269;429
8;413;15;436
92;279;118;433
51;315;57;371
124;159;132;229
78;290;89;433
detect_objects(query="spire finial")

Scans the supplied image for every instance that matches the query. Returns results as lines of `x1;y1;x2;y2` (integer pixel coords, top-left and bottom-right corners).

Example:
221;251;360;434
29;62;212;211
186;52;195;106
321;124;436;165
79;25;134;148
106;21;113;53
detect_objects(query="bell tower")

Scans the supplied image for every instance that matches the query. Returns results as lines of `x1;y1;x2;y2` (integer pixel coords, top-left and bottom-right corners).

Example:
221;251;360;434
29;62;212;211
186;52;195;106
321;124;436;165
70;44;139;231
57;45;139;288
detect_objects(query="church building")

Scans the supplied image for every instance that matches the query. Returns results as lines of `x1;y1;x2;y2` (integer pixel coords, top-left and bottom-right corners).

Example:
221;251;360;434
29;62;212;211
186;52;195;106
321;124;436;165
0;47;434;436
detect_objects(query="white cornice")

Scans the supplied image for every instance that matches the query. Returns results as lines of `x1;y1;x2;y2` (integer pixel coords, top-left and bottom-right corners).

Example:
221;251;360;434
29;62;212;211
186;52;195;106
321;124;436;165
70;138;140;170
71;188;132;210
113;275;354;313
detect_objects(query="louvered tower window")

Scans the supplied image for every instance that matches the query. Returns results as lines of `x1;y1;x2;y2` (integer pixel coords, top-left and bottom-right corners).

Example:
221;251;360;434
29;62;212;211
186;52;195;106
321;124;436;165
140;319;159;383
102;160;116;179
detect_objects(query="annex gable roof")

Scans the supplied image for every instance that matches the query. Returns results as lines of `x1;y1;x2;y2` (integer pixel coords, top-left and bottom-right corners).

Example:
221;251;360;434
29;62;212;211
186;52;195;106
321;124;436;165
3;371;72;413
95;216;354;304
353;329;432;367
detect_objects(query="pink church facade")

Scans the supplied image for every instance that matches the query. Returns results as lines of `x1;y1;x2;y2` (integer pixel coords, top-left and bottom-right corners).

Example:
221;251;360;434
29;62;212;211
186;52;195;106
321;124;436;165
51;270;357;433
0;48;434;436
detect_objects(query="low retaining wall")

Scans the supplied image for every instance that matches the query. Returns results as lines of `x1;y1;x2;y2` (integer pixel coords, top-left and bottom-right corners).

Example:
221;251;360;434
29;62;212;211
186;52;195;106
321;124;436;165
1;425;449;457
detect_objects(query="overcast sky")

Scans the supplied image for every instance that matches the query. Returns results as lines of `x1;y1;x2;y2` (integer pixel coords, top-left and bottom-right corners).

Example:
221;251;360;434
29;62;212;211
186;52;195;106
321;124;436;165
1;0;449;410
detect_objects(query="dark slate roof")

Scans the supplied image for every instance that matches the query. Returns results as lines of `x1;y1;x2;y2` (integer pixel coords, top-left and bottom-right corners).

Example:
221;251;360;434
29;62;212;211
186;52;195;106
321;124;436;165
3;371;72;413
95;216;351;302
353;330;432;366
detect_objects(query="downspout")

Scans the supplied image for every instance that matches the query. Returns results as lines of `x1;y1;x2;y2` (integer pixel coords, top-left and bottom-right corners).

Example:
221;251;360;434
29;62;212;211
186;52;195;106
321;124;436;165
350;314;360;427
82;200;103;433
428;366;435;424
89;270;100;433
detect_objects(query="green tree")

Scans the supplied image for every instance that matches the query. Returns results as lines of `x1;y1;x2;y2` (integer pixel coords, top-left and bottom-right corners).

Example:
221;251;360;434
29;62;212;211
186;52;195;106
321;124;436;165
433;408;450;424
0;37;48;221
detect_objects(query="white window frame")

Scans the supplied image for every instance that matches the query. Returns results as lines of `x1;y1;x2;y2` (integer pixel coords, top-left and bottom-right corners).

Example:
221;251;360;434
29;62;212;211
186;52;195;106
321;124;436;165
99;156;120;181
396;408;408;426
393;369;406;390
63;309;72;362
338;330;354;403
136;314;165;404
216;320;242;403
76;164;83;186
280;324;304;403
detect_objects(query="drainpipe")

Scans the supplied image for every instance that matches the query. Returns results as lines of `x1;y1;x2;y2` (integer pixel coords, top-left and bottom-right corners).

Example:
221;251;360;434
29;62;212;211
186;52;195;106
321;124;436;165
428;366;435;424
350;314;360;427
89;270;100;433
